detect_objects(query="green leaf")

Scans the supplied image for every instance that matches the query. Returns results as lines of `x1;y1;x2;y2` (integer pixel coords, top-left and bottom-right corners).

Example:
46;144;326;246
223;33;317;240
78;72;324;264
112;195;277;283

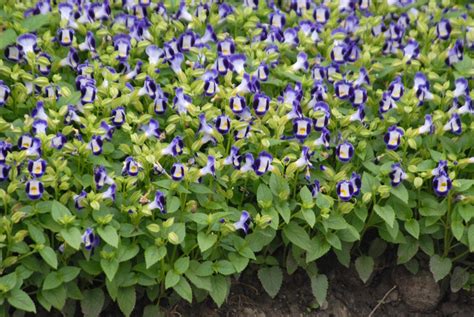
299;186;313;205
174;257;190;275
60;266;81;283
117;287;136;317
189;183;214;194
144;245;167;269
391;184;409;204
451;221;464;241
42;285;66;310
301;208;316;228
43;272;63;290
468;225;474;253
269;174;290;200
315;194;333;209
374;204;395;228
0;29;17;49
57;91;81;108
275;200;291;224
8;289;36;313
257;266;283;298
397;237;419;264
173;277;193;303
97;225;119;248
361;172;380;194
282;222;312;252
326;232;342;250
20;13;52;31
306;236;331;262
51;200;72;223
165;270;180;289
310;274;328;307
228;253;249;273
0;273;17;291
197;232;218;253
450;267;469;293
215;260;235;275
429;255;452;282
81;288;104;317
167;196;180;213
355;255;374;283
457;204;473;222
39;246;58;269
100;258;119;281
404;219;420;239
257;183;273;206
209;275;229;307
60;227;82;250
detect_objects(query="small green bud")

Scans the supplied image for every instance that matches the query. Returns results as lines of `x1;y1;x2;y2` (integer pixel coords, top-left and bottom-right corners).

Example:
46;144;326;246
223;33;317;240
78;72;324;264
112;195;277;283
414;177;423;188
362;192;372;204
168;232;179;245
147;223;160;233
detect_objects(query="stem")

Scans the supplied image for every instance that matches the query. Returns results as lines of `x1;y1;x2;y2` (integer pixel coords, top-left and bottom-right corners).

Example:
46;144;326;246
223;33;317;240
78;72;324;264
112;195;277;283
443;193;453;257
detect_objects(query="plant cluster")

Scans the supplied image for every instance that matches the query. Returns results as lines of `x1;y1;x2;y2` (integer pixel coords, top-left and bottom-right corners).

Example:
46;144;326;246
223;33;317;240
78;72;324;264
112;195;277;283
0;0;473;315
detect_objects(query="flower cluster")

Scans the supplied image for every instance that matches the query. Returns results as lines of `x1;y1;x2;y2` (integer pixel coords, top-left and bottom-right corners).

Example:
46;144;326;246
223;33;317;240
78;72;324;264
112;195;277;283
0;0;472;313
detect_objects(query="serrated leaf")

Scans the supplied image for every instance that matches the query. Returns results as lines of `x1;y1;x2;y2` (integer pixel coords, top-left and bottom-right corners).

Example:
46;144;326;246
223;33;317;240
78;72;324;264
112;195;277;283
0;29;17;49
39;246;58;269
51;200;72;223
43;272;63;290
20;13;52;31
450;267;469;293
60;227;82;250
100;258;119;282
97;225;119;248
374;204;395;228
189;183;214;194
60;266;81;283
301;208;316;228
355;255;374;283
429;255;452;282
167;196;180;213
173;277;193;303
257;266;283;298
174;257;190;275
8;289;36;313
117;287;135;317
397;237;419;264
145;245;166;269
165;270;180;289
310;274;328;307
391;184;409;204
209;275;229;307
197;232;218;252
42;285;66;310
257;183;273;206
81;288;104;317
404;219;420;239
282;222;312;252
275;200;291;224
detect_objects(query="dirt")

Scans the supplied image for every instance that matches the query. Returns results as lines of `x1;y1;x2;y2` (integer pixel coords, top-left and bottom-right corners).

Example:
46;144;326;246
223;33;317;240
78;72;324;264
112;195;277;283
173;260;474;317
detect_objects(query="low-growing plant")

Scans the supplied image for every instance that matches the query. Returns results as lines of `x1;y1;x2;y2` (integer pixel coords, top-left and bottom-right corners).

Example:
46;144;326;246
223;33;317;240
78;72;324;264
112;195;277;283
0;0;473;315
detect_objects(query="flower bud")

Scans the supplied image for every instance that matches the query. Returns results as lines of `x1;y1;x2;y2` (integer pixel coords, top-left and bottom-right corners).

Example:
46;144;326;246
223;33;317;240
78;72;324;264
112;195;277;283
362;192;372;204
147;223;160;233
168;232;179;245
414;177;423;188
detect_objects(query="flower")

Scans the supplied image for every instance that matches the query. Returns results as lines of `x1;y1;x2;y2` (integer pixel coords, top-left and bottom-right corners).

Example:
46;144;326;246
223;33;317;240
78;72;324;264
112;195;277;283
148;191;166;213
336;141;354;162
350;86;367;106
290;52;308;72
388;76;404;101
229;95;247;115
379;92;397;114
4;45;22;62
146;45;164;66
253;93;270;116
389;163;407;187
240;153;255;173
234;211;251;234
418;114;434;135
94;166;114;190
198;114;216;145
433;172;452;197
111;107;126;127
17;33;38;55
311;180;320;197
0;163;11;181
28;159;47;178
253;151;273;176
294;146;313;168
113;34;131;61
122;157;141;177
199;156;216;178
445;39;464;66
0;81;11;107
350;173;362;196
224;146;241;169
0;141;12;162
334;79;354;100
336;180;354;201
314;5;330;24
102;184;116;201
26;179;44;200
37;53;52;75
178;31;196;52
142;119;160;139
314;128;331;148
173;87;192;115
59;47;79;69
293;117;312;140
215;115;231;134
443;113;462;135
436;18;452;40
88;135;103;155
384;125;404;150
82;228;100;250
57;28;75;46
453;77;468;98
74;190;87;210
162;136;184;157
170;163;185;181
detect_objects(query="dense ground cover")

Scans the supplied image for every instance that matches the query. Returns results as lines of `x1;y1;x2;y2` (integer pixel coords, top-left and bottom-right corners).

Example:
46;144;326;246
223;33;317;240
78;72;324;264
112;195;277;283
0;0;473;315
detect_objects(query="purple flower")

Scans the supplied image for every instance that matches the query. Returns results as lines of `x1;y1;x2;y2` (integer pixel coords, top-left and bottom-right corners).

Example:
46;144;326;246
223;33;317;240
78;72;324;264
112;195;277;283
229;95;247;115
17;33;38;55
122;157;141;177
173;87;192;115
94;166;114;190
234;211;251;234
314;5;330;24
290;52;308;72
0;81;11;107
388;76;404;101
0;163;11;181
453;77;468;98
336;180;354;201
217;38;235;56
403;39;420;61
199;156;216;178
433;172;452;197
170;163;185;181
293;117;312;140
148;191;166;213
334;80;354;100
111;107;126;127
28;159;47;178
26;179;44;200
443;113;462;135
178;31;196;52
0;141;12;162
445;39;464;66
253;93;270;116
336;141;354;162
162;136;184;157
4;45;22;62
102;184;116;201
37;53;52;75
113;34;131;61
59;47;80;69
88;135;103;155
294;146;313;168
224;146;241;169
82;228;100;250
389;163;407;187
74;190;87;210
215;115;231;134
350;86;367;106
270;10;286;29
253;151;273;176
350;172;362;196
146;45;164;66
384;125;404;150
51;133;67;150
142;119;160;139
80;82;97;104
436;19;452;40
57;28;75;46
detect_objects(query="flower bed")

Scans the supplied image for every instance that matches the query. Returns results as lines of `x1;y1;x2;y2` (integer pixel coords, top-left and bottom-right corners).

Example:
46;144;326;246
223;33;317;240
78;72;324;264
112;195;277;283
0;0;473;315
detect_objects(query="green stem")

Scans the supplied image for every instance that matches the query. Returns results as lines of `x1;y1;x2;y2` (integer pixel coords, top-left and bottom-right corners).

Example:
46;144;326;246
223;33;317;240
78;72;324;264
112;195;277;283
443;193;453;257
